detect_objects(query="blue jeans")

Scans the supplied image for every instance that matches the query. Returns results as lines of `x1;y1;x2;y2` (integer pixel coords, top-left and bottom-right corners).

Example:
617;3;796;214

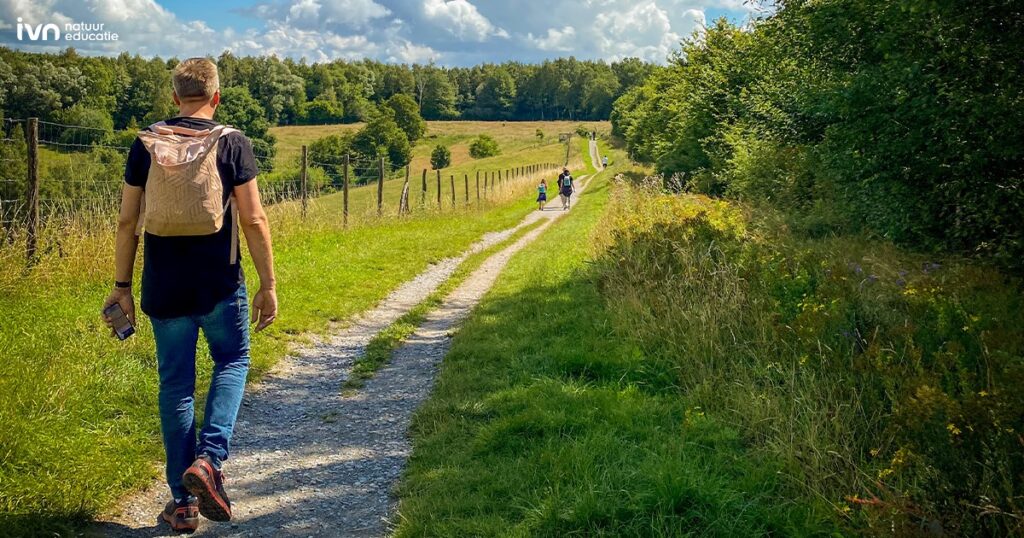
151;284;250;500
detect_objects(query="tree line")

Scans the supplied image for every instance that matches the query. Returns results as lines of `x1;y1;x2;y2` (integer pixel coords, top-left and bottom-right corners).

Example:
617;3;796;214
0;47;654;156
612;0;1023;270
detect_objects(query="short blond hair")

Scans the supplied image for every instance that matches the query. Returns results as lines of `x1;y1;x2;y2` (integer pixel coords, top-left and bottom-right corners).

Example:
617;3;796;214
172;58;219;102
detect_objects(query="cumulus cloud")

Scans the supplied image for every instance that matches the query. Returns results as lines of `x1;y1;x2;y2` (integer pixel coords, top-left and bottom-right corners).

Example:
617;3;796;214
590;1;704;62
0;0;440;63
259;0;391;30
0;0;232;56
0;0;754;65
422;0;509;42
386;39;439;64
528;26;576;52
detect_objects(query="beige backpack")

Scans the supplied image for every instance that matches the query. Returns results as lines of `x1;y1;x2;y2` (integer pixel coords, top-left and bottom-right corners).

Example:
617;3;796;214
136;122;240;263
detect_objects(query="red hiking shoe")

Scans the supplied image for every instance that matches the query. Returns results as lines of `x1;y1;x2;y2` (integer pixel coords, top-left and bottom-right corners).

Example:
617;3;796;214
161;498;199;533
182;455;232;522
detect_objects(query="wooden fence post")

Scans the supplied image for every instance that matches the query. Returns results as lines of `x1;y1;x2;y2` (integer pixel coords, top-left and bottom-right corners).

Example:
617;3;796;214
464;173;469;205
449;174;455;207
25;117;39;264
342;152;350;226
343;154;350;228
300;145;308;220
399;165;410;215
421;168;427;206
377;157;384;216
436;170;441;209
476;170;480;203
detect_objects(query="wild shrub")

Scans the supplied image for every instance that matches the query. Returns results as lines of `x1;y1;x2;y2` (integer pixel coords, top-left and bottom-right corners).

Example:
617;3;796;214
468;135;500;159
592;180;1024;535
308;133;352;174
260;166;331;203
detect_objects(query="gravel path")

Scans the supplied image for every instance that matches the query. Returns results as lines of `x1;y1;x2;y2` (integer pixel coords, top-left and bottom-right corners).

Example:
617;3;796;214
98;148;598;537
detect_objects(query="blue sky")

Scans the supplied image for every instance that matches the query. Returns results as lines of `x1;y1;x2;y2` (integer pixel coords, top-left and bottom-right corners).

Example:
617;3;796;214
0;0;766;66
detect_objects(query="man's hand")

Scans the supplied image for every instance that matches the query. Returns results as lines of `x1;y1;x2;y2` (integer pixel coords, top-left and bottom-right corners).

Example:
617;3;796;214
101;288;135;337
251;286;278;332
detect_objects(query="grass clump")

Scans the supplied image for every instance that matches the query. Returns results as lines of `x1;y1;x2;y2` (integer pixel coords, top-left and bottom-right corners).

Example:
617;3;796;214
345;310;429;392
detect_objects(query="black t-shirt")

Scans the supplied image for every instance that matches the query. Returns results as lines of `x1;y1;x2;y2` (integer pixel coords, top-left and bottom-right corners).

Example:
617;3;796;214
124;117;259;319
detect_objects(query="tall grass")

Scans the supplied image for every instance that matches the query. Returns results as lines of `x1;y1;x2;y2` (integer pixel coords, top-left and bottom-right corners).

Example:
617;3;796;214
591;178;1024;535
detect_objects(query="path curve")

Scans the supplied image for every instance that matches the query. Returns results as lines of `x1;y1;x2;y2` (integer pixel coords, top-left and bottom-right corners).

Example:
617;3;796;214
100;146;599;537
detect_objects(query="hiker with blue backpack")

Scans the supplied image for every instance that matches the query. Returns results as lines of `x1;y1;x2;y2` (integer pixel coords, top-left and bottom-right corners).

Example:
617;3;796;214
557;167;574;210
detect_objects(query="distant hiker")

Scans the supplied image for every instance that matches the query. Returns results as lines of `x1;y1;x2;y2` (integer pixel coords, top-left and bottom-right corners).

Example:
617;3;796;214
102;57;278;533
558;167;575;210
537;178;548;210
602;155;608;168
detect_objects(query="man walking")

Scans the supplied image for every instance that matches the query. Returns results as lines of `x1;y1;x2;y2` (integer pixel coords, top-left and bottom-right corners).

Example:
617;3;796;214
102;57;277;533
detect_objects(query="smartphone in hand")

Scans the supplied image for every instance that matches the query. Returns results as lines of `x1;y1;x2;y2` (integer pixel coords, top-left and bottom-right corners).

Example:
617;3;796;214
103;303;135;340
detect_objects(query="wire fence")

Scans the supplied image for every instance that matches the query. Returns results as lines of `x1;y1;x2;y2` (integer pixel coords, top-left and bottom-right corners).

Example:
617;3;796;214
0;117;567;265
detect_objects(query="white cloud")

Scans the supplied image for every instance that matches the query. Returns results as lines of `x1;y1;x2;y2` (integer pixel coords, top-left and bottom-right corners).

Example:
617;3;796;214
590;1;704;62
0;0;232;56
0;0;438;64
422;0;508;42
0;0;755;65
528;26;576;52
386;40;438;64
280;0;391;29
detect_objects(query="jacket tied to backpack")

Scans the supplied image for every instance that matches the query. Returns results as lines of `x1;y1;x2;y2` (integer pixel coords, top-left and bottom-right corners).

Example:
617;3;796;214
136;122;240;264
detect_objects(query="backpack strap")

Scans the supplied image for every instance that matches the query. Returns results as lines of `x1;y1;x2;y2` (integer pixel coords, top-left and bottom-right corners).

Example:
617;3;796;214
145;122;236;138
135;194;145;237
228;195;239;265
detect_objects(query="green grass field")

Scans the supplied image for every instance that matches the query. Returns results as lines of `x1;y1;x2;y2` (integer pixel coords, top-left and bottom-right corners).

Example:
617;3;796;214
394;154;835;535
0;122;600;535
265;121;605;224
270;121;606;171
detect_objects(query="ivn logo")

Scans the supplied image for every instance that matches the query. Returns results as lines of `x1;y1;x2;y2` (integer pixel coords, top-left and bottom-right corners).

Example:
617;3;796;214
16;18;60;41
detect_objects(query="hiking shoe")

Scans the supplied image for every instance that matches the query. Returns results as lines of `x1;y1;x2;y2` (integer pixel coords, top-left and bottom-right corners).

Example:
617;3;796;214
161;498;199;533
182;455;232;522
